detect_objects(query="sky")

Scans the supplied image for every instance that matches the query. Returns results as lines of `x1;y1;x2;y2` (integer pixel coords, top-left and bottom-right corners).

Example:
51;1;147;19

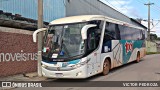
0;0;160;37
100;0;160;37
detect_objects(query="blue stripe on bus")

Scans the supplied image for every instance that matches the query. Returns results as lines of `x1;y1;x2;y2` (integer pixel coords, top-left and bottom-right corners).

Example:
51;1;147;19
68;59;80;64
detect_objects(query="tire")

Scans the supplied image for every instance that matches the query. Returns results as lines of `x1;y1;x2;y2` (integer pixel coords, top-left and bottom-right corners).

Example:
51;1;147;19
136;52;140;63
102;59;110;75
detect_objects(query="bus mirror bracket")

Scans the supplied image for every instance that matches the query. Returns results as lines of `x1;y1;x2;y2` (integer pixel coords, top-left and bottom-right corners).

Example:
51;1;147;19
81;24;97;40
33;28;47;43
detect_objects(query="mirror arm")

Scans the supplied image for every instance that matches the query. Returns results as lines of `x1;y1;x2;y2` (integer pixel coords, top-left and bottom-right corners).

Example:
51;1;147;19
33;28;47;42
81;24;97;40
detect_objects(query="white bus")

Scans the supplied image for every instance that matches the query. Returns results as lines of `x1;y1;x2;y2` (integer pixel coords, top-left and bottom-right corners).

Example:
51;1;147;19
33;15;146;79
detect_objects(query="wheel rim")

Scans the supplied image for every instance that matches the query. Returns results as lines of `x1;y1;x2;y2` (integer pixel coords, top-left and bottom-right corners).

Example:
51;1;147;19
103;60;110;75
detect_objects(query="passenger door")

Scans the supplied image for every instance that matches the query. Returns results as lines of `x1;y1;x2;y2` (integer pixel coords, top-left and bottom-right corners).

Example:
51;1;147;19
86;29;99;76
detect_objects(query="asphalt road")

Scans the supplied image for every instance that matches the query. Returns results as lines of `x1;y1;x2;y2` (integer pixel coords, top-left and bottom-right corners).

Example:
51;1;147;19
12;54;160;90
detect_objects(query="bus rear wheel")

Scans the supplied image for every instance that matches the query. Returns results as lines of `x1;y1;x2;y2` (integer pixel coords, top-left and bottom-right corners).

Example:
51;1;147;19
102;59;110;75
136;52;140;63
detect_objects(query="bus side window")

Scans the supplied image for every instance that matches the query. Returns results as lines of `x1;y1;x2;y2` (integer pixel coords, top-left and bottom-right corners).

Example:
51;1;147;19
104;22;116;41
115;24;121;40
142;30;146;40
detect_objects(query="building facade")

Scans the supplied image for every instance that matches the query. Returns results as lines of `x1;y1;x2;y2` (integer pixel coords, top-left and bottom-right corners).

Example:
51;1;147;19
0;0;66;22
66;0;147;30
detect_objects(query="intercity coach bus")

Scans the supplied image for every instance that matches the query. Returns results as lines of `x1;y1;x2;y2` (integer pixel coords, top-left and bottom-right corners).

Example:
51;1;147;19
33;15;146;78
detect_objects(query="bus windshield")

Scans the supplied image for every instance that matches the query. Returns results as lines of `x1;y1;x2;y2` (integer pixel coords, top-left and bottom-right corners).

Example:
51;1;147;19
42;23;87;59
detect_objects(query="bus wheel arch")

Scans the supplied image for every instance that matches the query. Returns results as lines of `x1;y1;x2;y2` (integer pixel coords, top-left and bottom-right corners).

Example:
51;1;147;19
136;51;140;63
102;57;111;76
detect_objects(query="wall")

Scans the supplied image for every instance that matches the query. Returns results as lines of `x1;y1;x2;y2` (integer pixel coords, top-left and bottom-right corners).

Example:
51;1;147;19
157;45;160;52
0;27;37;77
0;0;66;22
156;41;160;52
146;41;157;53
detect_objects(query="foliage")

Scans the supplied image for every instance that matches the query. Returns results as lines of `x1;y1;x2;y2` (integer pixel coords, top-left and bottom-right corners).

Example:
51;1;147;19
150;34;158;40
146;52;160;55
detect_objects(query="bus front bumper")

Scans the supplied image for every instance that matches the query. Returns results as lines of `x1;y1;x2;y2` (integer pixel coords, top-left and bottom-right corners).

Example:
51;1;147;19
41;65;88;79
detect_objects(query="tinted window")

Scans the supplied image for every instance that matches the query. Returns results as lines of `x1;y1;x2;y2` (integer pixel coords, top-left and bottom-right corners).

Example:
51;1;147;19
104;22;120;40
118;25;145;40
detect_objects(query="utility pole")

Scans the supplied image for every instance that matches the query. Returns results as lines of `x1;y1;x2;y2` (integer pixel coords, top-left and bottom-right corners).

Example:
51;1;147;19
144;1;154;41
37;0;43;77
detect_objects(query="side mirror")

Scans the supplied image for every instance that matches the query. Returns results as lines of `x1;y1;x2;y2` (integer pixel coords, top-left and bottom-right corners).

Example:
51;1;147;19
33;28;47;42
81;24;97;40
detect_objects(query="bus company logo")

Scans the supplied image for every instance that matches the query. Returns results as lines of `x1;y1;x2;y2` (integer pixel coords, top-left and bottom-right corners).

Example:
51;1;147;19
125;42;133;54
2;82;11;88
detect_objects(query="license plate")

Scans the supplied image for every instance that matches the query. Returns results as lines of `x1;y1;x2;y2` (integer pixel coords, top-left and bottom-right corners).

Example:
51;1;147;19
55;73;63;77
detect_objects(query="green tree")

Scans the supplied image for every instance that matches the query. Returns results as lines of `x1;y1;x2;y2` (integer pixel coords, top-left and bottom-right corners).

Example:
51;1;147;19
157;37;160;40
150;34;158;40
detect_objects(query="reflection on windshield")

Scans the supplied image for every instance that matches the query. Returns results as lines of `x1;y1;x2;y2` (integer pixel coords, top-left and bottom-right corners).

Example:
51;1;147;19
43;23;86;59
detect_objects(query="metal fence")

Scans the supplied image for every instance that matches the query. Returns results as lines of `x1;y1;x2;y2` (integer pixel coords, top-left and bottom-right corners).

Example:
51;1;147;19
0;0;66;22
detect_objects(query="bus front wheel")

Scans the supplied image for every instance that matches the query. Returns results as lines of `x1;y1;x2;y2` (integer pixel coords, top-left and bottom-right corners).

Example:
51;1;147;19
102;59;110;75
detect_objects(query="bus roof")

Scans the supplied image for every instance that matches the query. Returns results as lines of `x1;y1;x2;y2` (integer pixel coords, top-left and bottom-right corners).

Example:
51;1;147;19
50;15;104;25
49;15;145;30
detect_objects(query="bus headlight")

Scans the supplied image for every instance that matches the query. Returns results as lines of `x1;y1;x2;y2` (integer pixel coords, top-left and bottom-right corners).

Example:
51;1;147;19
69;59;90;69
